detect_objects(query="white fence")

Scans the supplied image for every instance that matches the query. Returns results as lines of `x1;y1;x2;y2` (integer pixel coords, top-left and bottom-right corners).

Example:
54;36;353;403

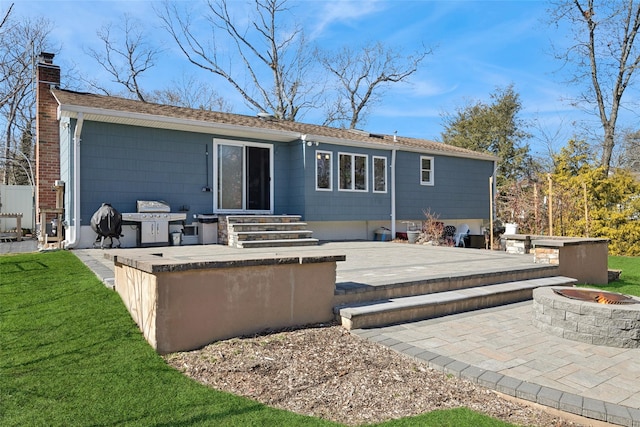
0;185;34;231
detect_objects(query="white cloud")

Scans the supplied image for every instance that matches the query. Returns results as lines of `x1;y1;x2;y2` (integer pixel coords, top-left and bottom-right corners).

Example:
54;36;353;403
305;0;387;40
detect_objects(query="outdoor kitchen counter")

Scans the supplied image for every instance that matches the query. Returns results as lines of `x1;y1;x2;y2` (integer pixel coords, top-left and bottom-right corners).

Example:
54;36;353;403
107;249;346;273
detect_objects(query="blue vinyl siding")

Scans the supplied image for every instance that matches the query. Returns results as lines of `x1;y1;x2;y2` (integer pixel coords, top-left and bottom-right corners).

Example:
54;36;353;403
395;151;493;220
273;141;305;215
70;119;492;226
78;122;218;224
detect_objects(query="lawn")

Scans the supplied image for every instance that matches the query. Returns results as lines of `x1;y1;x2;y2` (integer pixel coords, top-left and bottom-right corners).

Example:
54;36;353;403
0;251;512;427
582;255;640;296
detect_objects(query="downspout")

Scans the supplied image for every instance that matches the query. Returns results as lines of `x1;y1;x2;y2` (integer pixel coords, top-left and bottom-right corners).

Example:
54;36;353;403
492;160;498;220
63;112;83;248
390;148;397;238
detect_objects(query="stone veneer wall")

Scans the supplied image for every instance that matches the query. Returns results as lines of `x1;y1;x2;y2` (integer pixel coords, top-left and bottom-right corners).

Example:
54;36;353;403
217;215;228;245
532;287;640;348
504;235;532;255
533;247;559;265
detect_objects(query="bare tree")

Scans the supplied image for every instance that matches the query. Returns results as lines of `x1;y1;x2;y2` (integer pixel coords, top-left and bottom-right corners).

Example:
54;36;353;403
0;3;16;110
549;0;640;176
84;14;160;102
0;3;12;31
157;0;317;120
149;73;232;111
0;14;52;185
318;42;430;129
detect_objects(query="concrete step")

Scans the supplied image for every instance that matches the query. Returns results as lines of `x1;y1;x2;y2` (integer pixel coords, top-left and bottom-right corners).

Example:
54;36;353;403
335;276;577;330
334;264;560;307
226;215;302;224
225;215;316;248
231;222;309;232
234;230;314;241
237;238;319;248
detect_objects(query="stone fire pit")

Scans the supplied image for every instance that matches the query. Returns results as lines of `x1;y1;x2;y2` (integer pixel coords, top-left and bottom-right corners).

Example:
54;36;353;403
532;286;640;348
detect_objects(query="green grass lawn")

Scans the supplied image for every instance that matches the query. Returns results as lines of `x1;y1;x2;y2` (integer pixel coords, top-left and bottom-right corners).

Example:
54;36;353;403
1;251;512;427
581;255;640;296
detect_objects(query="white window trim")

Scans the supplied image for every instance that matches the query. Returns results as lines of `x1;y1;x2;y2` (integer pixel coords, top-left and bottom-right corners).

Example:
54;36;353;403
338;152;368;192
372;155;387;193
213;138;274;213
315;150;332;191
420;155;435;186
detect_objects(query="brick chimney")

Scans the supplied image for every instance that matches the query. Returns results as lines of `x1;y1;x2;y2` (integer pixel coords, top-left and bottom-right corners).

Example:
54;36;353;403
35;52;61;217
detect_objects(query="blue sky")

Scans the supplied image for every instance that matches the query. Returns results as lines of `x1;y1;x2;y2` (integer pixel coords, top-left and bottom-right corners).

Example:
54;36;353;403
10;0;618;157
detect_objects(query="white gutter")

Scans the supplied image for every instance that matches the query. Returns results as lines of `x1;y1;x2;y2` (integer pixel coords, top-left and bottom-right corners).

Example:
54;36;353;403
301;133;498;162
63;112;83;249
55;102;302;143
390;148;397;238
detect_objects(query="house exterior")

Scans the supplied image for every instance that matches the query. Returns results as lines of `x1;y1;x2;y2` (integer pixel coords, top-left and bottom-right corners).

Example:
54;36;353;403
35;53;498;249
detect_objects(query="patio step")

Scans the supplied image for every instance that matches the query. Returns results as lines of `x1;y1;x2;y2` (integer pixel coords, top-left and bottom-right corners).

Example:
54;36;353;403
334;276;577;330
226;215;318;248
237;238;320;249
334;264;560;307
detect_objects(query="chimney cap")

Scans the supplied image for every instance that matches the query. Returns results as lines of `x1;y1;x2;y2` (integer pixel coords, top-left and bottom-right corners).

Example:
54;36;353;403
38;52;55;64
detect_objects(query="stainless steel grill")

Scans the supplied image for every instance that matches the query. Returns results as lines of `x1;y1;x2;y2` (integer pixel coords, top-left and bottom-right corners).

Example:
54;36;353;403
122;200;186;246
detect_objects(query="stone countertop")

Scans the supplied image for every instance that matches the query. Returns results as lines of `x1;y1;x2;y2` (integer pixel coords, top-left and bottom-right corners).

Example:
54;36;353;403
502;234;609;247
532;237;609;247
106;248;346;274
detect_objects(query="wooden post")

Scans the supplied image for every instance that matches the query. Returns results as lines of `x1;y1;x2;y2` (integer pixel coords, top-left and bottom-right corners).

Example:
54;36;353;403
547;174;553;236
583;181;589;237
533;182;538;235
489;176;494;250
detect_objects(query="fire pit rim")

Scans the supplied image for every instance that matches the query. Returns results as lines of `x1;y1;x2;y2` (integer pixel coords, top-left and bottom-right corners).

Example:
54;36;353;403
552;287;638;305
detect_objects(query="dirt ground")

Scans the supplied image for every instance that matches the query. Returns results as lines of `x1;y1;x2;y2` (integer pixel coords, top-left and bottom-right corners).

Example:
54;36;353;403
165;324;586;426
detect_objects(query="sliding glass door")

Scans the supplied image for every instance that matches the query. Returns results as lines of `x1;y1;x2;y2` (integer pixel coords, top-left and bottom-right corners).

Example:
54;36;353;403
215;140;272;212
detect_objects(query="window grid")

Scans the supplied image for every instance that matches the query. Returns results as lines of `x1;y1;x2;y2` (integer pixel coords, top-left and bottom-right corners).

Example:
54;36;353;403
339;152;368;192
420;156;434;186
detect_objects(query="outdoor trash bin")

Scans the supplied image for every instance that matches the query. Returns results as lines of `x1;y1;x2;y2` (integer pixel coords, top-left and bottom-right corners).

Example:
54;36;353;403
374;228;391;241
170;232;182;246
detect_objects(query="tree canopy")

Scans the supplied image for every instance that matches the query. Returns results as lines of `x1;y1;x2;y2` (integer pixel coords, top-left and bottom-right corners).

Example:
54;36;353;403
440;85;532;186
549;0;640;176
548;139;640;255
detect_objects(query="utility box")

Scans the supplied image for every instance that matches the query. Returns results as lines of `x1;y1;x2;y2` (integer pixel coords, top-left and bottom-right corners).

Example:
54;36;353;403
197;215;218;245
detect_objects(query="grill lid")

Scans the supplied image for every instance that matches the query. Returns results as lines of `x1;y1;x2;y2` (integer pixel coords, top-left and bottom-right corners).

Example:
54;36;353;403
137;200;170;213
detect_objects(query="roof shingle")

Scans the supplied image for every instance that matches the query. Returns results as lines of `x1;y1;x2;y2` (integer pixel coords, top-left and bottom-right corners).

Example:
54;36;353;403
52;89;497;161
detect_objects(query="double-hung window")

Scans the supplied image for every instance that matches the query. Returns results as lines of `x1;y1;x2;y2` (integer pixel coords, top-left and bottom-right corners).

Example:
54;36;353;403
339;153;368;191
315;150;332;191
420;156;434;186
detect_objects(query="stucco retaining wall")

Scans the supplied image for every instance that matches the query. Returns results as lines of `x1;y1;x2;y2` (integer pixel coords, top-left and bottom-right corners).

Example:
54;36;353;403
533;238;609;285
113;252;344;354
503;235;609;285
